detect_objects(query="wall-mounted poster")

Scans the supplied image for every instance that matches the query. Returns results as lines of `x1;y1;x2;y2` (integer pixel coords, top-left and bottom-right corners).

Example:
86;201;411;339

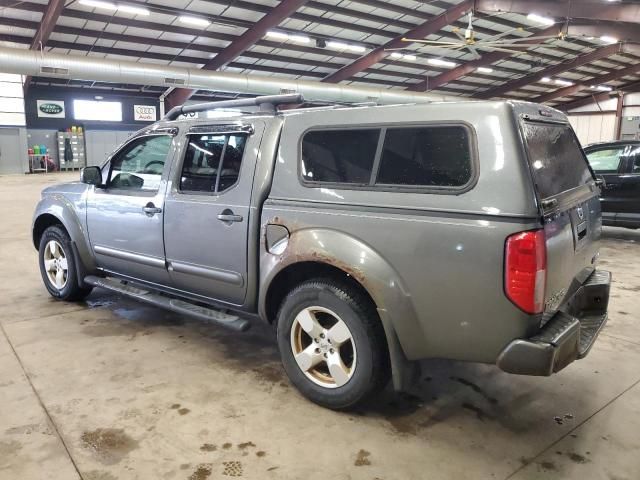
37;100;65;118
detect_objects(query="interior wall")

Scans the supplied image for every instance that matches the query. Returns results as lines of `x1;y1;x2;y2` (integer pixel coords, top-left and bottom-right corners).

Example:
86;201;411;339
568;114;617;146
85;130;136;166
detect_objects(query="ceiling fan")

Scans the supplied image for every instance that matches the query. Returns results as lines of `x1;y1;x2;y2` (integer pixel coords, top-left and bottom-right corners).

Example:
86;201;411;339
388;11;566;59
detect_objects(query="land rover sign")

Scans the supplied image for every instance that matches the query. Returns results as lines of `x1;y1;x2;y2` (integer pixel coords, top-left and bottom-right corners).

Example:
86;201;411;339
37;100;65;118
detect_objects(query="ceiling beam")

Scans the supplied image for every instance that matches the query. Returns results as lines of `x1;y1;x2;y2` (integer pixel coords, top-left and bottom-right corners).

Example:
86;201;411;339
24;0;65;92
407;25;559;92
322;0;473;83
165;0;309;108
567;21;640;44
476;0;640;23
534;63;640;104
6;1;635;77
476;43;637;99
557;81;640;112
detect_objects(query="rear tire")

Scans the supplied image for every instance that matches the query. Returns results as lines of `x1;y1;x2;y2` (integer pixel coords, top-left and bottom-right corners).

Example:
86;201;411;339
38;225;93;301
276;278;390;410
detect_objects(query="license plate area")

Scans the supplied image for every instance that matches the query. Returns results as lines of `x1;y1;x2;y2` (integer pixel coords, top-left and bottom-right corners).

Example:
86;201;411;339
571;204;589;250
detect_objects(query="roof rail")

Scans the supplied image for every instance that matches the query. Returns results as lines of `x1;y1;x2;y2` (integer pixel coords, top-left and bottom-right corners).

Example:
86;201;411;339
164;93;303;120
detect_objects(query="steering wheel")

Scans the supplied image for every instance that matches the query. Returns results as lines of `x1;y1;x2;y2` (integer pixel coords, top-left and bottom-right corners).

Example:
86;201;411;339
143;160;164;174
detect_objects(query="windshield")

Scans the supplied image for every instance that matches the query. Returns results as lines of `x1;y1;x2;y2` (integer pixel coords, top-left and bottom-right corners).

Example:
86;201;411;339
522;121;594;199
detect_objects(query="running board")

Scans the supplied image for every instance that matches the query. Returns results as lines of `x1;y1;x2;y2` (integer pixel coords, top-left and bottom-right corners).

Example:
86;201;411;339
84;275;251;332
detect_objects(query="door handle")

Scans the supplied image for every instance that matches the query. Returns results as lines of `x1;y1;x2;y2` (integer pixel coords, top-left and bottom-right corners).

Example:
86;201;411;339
217;209;243;223
142;203;162;216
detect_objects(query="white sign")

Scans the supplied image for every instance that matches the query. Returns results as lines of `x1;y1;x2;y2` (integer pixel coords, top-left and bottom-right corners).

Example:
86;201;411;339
37;100;65;118
134;105;157;121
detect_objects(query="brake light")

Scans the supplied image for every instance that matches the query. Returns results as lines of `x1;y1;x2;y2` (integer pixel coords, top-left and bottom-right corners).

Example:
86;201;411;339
504;229;546;314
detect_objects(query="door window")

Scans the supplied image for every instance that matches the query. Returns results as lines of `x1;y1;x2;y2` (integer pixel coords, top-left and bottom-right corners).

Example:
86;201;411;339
585;148;625;173
179;134;247;193
108;135;172;191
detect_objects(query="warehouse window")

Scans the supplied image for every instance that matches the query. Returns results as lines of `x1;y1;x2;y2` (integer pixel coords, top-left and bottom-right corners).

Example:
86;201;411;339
376;126;472;187
73;99;122;122
300;125;474;190
179;134;247;193
301;129;380;184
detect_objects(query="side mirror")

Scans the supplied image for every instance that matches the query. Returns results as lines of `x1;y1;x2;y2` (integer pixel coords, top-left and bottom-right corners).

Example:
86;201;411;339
80;166;103;186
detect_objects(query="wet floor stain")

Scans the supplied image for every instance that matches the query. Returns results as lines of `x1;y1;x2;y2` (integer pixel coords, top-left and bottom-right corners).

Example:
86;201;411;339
200;443;217;452
567;452;590;464
222;460;243;477
354;449;371;466
0;440;22;457
540;461;557;471
462;402;488;421
80;428;138;465
450;376;498;404
84;470;119;480
188;464;212;480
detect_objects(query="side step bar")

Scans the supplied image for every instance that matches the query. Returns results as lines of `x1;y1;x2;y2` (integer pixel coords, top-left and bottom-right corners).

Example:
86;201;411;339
84;276;251;332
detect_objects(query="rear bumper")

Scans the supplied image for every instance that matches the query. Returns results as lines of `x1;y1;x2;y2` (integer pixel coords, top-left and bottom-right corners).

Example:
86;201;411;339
497;270;611;376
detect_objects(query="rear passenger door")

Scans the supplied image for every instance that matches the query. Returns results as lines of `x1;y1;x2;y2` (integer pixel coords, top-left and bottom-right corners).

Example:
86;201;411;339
163;123;263;305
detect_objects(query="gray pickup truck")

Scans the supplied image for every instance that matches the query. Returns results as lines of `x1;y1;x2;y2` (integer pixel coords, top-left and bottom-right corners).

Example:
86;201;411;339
32;94;611;409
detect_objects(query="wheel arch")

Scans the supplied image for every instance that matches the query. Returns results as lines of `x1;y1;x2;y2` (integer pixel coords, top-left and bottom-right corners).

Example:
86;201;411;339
259;227;425;390
32;195;97;274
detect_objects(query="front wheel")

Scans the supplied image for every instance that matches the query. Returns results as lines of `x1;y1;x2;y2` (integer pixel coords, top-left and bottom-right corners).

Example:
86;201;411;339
276;279;390;410
38;225;93;301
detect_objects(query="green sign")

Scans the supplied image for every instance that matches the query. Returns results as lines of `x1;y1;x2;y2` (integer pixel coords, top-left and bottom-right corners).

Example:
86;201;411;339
39;103;63;115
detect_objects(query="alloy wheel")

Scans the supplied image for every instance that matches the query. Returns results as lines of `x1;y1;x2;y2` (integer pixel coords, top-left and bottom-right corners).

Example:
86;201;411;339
290;306;357;388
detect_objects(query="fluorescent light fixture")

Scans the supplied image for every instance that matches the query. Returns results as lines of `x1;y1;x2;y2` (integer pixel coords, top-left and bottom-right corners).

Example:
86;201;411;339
117;4;150;15
266;30;289;41
477;67;493;73
600;35;618;44
527;13;555;26
179;16;210;27
289;34;310;43
541;77;551;83
327;41;366;53
554;78;573;86
79;0;117;10
327;41;348;50
347;44;366;53
591;85;613;92
428;58;456;67
390;52;415;60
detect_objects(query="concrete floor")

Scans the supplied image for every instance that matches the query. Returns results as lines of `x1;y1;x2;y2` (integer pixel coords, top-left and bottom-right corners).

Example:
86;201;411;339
1;172;639;480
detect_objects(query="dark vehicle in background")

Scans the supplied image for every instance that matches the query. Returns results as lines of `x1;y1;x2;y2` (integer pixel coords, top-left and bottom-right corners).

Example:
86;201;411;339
584;141;640;229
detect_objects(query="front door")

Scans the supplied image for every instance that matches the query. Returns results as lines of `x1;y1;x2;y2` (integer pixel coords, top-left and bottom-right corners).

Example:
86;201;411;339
616;145;640;227
585;144;628;226
86;132;176;285
163;123;263;305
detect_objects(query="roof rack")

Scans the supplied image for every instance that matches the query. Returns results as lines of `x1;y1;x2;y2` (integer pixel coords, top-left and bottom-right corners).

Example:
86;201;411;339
164;93;303;120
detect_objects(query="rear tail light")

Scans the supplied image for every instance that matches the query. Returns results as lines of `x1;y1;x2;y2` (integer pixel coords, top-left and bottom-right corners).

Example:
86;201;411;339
504;229;546;314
